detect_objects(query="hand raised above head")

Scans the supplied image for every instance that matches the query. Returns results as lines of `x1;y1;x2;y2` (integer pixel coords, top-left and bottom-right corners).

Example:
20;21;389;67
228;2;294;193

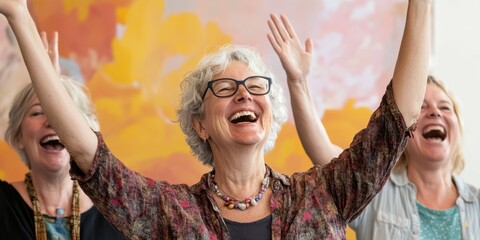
41;31;61;75
267;14;313;85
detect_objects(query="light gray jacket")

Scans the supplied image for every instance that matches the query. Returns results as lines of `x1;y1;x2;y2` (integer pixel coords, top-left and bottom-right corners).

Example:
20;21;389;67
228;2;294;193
350;168;480;240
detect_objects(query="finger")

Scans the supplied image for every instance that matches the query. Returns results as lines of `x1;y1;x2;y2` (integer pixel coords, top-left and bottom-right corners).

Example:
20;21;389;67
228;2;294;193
280;15;297;40
270;13;289;43
305;38;313;54
52;31;61;74
267;18;283;48
267;33;281;55
52;31;59;55
41;31;48;50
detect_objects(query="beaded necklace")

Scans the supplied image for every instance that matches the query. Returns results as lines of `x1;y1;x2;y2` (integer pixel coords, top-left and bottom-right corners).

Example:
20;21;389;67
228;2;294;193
209;168;270;211
24;172;80;240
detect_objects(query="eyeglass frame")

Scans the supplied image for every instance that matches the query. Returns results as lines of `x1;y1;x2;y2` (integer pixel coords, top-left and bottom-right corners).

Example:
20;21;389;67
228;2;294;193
202;76;272;99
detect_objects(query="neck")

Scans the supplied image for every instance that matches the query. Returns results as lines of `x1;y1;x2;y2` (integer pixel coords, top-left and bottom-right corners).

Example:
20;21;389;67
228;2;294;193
211;141;266;179
406;164;458;210
24;172;82;240
29;171;74;216
212;160;267;200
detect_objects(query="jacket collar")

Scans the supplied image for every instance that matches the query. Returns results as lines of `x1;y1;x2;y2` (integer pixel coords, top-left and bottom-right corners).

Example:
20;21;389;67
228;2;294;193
390;166;476;203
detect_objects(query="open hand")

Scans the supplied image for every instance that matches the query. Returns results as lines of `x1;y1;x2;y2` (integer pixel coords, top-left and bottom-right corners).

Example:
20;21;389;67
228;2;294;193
267;14;313;84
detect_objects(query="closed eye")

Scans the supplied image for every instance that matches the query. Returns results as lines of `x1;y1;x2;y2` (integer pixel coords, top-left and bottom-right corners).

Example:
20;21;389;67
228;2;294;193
31;111;44;117
440;106;452;111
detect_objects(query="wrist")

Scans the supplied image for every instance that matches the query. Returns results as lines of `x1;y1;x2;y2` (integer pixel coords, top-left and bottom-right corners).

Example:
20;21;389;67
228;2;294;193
287;76;308;89
4;2;30;25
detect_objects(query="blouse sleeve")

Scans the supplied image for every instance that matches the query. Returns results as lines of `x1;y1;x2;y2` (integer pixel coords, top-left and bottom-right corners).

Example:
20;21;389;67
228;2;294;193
70;132;171;238
319;81;415;222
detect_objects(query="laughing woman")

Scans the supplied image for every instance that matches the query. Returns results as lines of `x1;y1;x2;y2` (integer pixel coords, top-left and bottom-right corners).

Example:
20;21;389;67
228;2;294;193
281;1;480;239
0;78;124;239
1;0;430;239
0;32;123;239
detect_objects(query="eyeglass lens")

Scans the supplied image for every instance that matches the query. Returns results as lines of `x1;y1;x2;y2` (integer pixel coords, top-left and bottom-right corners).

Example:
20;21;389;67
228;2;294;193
211;76;269;97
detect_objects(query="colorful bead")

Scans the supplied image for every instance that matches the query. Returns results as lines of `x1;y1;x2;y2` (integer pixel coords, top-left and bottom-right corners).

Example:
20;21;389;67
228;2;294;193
209;167;270;211
237;203;247;210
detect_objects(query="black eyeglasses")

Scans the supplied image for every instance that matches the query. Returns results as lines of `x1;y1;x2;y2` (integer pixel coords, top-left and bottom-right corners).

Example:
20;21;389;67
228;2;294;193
202;76;272;99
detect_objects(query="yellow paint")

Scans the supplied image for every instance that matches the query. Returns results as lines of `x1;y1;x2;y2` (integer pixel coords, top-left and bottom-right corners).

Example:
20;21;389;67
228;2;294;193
63;0;95;21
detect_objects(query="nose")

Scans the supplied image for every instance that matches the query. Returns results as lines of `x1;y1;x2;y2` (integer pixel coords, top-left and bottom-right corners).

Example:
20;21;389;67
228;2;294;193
44;118;52;128
427;107;442;118
234;84;252;102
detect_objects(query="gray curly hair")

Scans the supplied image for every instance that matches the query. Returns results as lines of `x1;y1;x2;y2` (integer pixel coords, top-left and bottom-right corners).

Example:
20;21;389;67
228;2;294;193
177;45;288;166
4;76;99;168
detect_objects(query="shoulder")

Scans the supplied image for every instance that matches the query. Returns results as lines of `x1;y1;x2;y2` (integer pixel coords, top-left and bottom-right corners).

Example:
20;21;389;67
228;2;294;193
2;181;30;205
452;175;480;203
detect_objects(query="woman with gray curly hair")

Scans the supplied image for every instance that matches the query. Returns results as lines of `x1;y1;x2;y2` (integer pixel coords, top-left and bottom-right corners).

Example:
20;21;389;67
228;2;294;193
1;0;431;238
177;44;287;166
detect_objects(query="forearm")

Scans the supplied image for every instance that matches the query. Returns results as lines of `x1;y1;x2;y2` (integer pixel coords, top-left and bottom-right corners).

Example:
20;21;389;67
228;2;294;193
288;79;342;166
6;6;97;172
392;0;432;126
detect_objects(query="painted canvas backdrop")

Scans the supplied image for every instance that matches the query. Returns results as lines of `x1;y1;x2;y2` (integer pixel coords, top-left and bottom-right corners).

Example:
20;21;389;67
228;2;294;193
0;0;408;238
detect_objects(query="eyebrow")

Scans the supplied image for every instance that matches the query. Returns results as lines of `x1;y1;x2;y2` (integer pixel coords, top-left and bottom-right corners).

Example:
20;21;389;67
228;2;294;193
423;99;452;104
438;100;453;105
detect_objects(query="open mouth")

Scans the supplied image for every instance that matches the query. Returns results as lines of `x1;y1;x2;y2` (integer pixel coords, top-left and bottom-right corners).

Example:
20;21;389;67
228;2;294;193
40;135;65;151
229;111;257;124
422;125;446;141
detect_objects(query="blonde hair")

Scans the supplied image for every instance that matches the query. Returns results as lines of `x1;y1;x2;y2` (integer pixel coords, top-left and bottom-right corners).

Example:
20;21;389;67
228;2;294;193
394;75;464;174
4;76;99;168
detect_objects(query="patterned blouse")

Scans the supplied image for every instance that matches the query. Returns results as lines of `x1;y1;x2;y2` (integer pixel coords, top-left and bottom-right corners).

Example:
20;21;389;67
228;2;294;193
70;82;414;239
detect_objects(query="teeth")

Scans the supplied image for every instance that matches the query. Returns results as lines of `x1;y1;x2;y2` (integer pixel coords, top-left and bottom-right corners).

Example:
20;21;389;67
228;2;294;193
41;135;60;144
422;125;444;134
229;111;256;121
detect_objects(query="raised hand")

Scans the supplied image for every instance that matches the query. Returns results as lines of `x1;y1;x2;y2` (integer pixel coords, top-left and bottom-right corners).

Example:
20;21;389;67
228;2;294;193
267;13;342;166
41;31;61;75
267;14;313;84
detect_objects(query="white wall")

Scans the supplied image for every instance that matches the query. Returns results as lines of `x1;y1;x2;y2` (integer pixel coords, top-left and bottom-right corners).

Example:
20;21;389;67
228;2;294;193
434;1;480;188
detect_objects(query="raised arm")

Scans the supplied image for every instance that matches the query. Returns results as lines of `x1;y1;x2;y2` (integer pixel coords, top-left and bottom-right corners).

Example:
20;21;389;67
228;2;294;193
392;0;431;126
267;14;342;165
1;1;97;172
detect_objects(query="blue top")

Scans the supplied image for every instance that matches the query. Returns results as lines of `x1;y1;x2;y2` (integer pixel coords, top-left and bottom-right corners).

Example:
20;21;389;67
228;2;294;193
416;202;461;240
